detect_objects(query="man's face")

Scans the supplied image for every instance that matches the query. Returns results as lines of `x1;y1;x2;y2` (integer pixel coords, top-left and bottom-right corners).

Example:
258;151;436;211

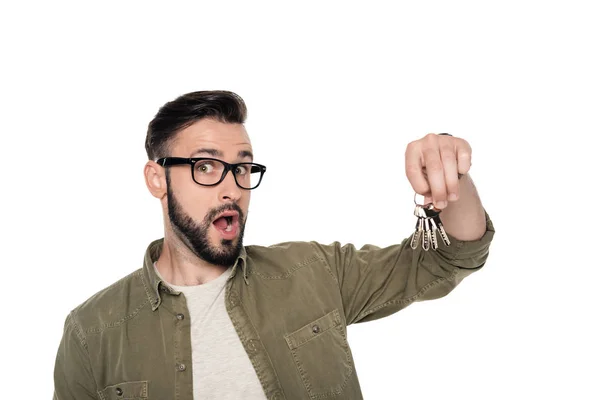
164;119;253;267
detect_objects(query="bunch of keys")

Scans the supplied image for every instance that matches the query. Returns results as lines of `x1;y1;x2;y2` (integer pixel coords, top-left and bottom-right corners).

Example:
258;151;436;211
410;202;451;251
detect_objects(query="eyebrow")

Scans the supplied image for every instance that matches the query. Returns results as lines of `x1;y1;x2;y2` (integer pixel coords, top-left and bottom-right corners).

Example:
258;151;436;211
191;148;254;161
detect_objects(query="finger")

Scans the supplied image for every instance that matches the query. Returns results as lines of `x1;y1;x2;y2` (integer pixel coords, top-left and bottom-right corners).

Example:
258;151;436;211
405;141;430;195
456;138;472;175
423;146;447;208
439;141;460;201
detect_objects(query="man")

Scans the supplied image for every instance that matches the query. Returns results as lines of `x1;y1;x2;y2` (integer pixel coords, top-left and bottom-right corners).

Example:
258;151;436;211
53;90;495;399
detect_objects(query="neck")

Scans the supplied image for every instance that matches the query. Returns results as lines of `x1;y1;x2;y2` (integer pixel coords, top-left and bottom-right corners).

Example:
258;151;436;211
156;229;229;286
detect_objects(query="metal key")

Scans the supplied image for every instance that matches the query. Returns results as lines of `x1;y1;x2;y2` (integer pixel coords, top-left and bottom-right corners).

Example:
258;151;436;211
428;216;440;250
410;205;424;249
422;215;431;251
420;204;439;250
423;204;451;247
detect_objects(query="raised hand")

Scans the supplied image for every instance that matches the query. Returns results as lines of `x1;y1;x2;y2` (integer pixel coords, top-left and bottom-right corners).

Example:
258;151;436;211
404;133;472;210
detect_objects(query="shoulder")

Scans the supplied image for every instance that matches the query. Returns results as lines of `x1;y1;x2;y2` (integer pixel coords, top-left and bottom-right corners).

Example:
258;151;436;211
245;240;323;262
68;268;150;336
245;241;331;279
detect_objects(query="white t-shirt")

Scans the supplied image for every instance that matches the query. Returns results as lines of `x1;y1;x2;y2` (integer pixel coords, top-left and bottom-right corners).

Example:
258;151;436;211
154;263;267;400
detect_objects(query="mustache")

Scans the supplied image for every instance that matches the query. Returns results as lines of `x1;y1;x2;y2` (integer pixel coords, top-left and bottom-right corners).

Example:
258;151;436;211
205;203;245;224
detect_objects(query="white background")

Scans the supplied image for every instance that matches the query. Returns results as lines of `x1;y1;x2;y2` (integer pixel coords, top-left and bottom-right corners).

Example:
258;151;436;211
1;1;598;399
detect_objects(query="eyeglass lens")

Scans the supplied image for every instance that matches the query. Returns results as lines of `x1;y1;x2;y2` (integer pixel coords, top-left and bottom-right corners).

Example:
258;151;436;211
193;159;262;189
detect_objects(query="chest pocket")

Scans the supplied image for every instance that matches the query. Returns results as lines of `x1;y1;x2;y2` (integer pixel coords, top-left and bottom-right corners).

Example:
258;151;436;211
97;380;148;400
285;309;353;398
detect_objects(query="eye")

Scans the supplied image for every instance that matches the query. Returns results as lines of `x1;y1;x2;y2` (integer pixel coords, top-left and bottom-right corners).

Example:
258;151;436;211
196;162;215;174
235;165;249;175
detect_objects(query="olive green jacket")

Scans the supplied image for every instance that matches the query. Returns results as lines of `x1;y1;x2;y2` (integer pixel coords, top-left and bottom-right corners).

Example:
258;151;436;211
53;212;495;400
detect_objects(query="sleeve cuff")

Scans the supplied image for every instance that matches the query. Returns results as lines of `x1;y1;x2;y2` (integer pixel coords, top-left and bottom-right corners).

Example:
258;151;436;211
434;209;496;268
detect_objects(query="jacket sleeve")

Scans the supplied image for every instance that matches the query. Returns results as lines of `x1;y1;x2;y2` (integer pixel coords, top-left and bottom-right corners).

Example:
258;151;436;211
53;311;97;400
311;210;495;325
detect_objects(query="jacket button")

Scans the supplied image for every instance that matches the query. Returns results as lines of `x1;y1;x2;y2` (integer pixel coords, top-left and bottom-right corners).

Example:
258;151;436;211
176;313;185;320
177;363;186;371
115;387;123;396
312;325;320;334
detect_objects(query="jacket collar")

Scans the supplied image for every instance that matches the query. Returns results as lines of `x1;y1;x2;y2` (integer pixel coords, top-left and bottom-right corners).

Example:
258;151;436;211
141;238;248;311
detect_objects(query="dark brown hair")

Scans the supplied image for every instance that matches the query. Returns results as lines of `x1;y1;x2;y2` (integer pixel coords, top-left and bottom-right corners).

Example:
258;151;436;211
145;90;247;160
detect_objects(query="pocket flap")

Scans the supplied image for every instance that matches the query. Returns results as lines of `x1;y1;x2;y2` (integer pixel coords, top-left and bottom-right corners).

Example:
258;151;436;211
98;380;148;400
285;309;342;350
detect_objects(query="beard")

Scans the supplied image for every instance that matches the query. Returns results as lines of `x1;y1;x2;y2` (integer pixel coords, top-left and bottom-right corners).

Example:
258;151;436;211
166;180;246;267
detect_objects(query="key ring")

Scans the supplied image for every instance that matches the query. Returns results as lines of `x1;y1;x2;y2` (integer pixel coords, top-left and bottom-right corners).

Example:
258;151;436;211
414;193;429;207
413;193;442;212
413;192;421;206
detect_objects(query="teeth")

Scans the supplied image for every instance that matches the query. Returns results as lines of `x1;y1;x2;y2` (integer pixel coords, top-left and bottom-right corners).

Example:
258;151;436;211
225;223;232;232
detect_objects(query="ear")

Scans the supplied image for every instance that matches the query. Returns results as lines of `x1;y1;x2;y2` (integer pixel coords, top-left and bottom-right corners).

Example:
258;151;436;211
144;161;167;199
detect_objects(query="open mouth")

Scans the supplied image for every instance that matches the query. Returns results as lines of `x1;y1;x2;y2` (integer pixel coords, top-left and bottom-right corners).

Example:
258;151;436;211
212;213;240;237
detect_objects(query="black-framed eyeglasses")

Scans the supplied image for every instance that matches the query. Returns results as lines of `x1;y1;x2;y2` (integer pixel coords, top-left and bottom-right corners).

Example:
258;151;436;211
156;157;267;190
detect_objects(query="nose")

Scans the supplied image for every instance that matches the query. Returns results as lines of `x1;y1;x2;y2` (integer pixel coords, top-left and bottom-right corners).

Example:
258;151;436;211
218;169;242;202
